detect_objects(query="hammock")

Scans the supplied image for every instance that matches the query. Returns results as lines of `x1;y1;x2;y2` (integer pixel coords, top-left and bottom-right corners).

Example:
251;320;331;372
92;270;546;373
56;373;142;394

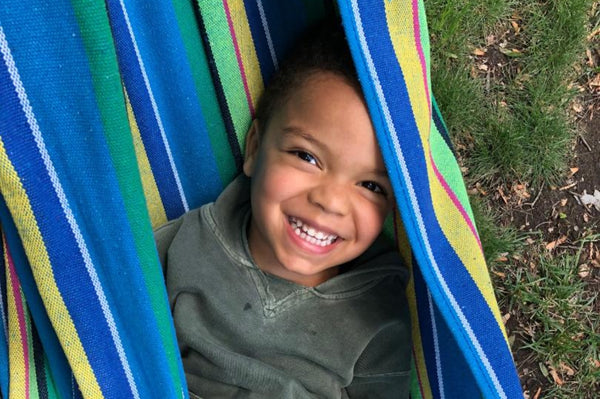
0;0;522;398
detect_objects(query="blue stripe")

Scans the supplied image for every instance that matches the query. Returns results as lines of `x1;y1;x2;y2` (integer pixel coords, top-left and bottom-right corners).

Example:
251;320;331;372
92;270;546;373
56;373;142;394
340;1;521;397
115;1;224;210
412;263;441;398
434;303;483;398
260;0;309;61
105;0;187;220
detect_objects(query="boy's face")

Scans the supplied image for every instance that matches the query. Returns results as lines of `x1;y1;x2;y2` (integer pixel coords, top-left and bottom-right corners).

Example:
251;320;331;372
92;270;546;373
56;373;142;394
243;72;394;287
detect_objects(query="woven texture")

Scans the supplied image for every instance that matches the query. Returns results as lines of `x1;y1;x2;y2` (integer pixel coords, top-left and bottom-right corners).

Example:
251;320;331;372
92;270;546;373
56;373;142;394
0;0;521;398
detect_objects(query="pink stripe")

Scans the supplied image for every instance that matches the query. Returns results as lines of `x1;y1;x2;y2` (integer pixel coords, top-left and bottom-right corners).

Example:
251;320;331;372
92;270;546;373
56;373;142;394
411;0;430;114
223;0;255;117
4;238;30;398
430;154;483;250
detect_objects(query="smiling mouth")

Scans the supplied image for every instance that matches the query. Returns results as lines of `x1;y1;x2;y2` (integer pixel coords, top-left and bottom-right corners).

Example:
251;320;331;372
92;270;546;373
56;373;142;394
289;216;339;247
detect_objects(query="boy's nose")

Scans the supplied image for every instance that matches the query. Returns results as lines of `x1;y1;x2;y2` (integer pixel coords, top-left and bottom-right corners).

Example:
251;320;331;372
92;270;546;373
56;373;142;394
307;183;350;216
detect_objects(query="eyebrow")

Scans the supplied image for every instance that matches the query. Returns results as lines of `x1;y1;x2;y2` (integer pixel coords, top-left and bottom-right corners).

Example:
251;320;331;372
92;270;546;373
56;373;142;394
282;126;322;146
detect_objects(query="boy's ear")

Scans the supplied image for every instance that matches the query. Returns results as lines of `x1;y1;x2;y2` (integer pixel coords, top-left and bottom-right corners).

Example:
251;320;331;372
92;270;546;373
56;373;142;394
243;119;260;177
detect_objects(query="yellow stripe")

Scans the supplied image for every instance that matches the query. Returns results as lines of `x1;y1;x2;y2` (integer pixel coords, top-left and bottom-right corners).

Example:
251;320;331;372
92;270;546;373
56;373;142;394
229;0;264;113
0;138;104;398
385;0;507;342
430;178;507;340
4;242;27;399
385;0;430;147
125;90;168;228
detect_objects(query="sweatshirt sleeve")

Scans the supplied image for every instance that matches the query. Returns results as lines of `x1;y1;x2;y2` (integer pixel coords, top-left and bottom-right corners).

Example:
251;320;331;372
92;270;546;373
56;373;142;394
344;322;411;399
154;217;184;274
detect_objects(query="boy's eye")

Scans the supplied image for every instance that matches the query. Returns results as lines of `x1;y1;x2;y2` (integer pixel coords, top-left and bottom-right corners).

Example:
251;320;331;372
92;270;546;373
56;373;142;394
292;150;317;166
360;181;387;196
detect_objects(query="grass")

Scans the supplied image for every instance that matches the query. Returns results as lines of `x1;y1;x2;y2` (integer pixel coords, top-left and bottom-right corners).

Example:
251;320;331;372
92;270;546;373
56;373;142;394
425;0;599;397
498;236;600;397
428;0;590;185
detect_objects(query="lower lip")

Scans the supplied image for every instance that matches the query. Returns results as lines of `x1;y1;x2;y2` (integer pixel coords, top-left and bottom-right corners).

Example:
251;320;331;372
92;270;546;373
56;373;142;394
285;219;339;255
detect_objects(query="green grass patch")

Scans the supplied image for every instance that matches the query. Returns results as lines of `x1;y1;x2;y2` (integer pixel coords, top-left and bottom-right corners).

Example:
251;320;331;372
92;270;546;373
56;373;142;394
499;237;600;398
427;0;590;185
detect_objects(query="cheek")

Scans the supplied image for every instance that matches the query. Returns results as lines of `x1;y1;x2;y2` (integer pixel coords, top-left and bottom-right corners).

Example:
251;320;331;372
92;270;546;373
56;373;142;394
255;163;301;200
355;203;388;241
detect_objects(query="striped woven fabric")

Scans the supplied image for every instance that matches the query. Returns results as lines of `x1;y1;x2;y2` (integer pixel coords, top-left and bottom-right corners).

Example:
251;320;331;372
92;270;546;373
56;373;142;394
0;0;521;398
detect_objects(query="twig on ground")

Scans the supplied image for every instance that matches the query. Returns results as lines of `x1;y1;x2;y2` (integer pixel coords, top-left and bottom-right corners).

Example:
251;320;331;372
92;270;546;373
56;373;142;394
525;185;545;208
579;133;593;151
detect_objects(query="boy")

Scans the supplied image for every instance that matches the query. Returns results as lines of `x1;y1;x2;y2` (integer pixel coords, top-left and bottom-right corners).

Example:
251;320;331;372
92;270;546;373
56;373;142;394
155;21;411;398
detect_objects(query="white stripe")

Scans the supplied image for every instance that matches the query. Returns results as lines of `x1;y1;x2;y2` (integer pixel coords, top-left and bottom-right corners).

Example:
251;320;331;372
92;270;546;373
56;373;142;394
0;27;140;399
118;0;189;212
428;289;445;398
256;0;278;70
348;3;507;398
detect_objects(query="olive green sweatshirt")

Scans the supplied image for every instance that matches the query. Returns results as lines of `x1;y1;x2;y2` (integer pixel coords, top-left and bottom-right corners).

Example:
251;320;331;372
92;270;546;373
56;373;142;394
155;175;411;398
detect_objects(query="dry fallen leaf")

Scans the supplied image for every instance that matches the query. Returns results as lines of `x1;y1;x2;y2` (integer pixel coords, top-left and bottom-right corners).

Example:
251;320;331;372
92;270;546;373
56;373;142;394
532;387;542;399
549;366;564;386
511;20;520;34
559;181;577;191
570;167;579;175
497;187;509;204
559;362;575;376
546;236;567;250
560;198;568;207
473;48;486;56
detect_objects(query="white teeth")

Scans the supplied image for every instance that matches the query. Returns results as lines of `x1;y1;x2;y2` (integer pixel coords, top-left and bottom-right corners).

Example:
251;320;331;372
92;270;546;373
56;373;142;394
289;217;338;246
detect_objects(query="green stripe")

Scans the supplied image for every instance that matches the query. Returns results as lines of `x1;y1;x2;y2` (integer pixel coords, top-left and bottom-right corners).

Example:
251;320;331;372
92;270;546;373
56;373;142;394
417;0;431;92
23;298;39;396
197;0;251;145
409;352;424;399
44;355;61;399
429;124;475;223
70;0;184;392
173;0;237;184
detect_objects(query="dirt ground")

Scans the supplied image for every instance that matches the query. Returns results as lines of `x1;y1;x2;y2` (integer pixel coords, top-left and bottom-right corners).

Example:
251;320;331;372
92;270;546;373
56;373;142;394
507;113;599;396
496;103;599;396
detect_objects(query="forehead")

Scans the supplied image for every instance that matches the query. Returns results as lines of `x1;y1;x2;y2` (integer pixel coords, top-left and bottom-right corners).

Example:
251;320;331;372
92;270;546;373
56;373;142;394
270;72;369;129
264;72;385;170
